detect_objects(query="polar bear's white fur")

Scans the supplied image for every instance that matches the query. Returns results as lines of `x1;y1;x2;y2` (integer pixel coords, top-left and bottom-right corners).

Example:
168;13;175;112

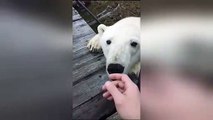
87;17;140;76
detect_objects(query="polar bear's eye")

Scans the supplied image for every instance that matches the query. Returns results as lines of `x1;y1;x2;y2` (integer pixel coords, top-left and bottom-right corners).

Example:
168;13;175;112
131;41;138;47
106;40;111;45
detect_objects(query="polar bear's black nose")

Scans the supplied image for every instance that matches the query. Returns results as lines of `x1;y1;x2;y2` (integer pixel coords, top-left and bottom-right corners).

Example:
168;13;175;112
107;64;124;74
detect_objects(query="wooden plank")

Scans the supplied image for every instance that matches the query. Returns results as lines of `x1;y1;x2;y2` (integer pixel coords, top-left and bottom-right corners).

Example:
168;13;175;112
73;56;106;83
73;34;95;50
72;7;116;119
73;19;96;41
73;47;92;60
73;53;103;70
73;68;108;108
73;31;94;45
72;8;82;22
72;93;116;119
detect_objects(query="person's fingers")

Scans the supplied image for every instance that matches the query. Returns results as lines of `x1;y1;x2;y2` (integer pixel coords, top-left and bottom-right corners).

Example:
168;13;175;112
112;81;124;89
109;74;135;86
118;88;125;93
103;91;111;98
102;81;124;91
103;87;124;98
102;85;106;91
109;74;130;83
102;81;125;100
107;96;113;101
105;81;123;101
118;81;125;89
109;73;123;80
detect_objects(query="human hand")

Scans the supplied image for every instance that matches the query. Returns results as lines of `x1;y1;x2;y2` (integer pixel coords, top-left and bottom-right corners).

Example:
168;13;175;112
102;74;140;119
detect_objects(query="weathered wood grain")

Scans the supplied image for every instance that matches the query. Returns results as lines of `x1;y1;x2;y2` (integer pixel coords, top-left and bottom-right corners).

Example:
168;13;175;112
73;33;95;49
72;93;116;120
73;56;106;83
72;7;115;119
73;53;103;70
73;68;108;108
73;20;95;41
72;8;83;22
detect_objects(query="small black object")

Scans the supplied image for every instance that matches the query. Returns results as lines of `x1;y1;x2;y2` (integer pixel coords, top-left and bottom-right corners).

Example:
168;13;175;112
107;64;124;74
106;40;111;45
130;41;138;47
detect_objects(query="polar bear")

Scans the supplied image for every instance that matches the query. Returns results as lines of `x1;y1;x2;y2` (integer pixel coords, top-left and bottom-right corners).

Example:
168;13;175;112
87;17;141;77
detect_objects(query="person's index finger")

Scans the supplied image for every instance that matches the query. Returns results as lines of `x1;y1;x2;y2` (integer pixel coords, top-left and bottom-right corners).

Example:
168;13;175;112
109;73;129;81
121;74;133;83
102;85;106;91
109;74;135;86
109;73;123;80
118;81;124;88
105;81;123;101
111;81;125;89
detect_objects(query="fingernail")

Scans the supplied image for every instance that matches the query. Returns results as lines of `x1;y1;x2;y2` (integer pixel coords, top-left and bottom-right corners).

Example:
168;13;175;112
103;92;107;97
102;85;106;91
105;81;110;86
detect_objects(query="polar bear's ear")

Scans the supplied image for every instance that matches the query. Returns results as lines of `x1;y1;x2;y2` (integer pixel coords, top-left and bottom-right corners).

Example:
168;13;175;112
97;24;107;34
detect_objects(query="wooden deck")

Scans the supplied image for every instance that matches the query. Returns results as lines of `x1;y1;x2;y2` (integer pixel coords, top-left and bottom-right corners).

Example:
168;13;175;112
72;8;117;119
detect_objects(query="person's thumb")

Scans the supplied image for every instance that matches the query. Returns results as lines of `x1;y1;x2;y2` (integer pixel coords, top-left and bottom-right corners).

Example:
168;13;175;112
105;81;123;102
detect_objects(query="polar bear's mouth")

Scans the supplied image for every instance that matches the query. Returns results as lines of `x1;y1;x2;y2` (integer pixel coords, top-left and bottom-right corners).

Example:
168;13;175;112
107;63;125;74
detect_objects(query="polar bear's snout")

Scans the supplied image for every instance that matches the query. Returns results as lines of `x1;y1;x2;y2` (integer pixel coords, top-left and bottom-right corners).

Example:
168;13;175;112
107;63;124;74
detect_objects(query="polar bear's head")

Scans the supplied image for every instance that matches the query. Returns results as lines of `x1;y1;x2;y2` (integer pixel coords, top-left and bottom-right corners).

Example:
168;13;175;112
98;17;140;75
